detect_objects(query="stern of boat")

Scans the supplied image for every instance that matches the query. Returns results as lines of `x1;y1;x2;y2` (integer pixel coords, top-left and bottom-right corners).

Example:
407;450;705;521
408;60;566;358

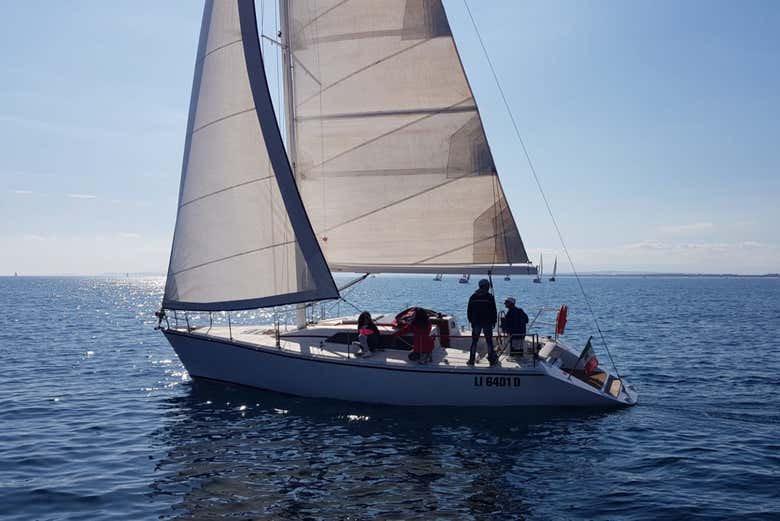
535;336;638;407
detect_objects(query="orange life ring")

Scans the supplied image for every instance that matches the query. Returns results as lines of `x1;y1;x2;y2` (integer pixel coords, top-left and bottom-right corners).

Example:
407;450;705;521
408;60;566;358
556;305;568;336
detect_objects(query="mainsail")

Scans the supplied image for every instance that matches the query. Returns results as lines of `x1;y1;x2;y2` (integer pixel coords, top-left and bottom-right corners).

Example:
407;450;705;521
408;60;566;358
163;0;338;311
285;0;529;273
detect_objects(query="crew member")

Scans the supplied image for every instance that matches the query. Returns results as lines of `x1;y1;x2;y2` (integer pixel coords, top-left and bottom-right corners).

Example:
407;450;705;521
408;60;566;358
355;311;380;357
500;297;529;354
394;308;435;363
467;279;498;366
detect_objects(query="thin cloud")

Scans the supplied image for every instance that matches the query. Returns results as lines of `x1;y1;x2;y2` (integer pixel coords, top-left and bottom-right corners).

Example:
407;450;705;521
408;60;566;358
679;242;730;253
66;193;97;199
13;189;33;195
622;240;775;255
23;234;55;241
118;232;142;239
624;240;672;251
657;222;714;235
738;241;769;250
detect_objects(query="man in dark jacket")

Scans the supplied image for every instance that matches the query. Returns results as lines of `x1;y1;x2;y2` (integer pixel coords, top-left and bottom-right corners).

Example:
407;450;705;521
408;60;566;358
500;297;529;353
467;279;498;366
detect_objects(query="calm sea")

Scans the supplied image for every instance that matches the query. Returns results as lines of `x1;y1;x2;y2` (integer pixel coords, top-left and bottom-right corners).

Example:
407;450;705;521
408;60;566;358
1;275;778;520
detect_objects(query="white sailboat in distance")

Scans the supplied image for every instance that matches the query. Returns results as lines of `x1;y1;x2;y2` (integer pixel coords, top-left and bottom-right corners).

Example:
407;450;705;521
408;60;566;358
549;256;558;282
157;0;636;407
533;254;543;283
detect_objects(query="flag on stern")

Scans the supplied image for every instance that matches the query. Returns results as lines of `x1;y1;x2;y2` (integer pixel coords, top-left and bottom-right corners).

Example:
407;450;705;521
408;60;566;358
578;336;599;375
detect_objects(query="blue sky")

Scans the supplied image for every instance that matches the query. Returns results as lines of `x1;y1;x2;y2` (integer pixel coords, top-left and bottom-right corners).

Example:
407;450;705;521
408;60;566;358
1;0;778;275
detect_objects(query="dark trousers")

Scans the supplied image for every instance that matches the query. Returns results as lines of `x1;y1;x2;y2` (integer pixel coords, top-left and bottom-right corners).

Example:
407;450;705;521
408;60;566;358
469;324;496;363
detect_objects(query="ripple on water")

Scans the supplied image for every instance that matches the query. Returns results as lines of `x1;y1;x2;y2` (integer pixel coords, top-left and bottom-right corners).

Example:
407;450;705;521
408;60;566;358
0;276;779;520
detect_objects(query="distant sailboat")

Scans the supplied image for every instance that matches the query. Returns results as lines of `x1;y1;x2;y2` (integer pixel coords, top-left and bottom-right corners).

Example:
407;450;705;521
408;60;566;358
156;0;636;408
458;274;471;284
433;273;443;281
533;254;543;283
549;257;557;282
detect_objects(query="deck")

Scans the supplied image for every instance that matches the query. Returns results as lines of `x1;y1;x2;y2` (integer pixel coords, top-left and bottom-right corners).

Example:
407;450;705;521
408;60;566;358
178;323;548;372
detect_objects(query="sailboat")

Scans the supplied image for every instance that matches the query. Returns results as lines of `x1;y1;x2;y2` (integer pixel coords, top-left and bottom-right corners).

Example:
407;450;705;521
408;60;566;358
549;257;557;282
433;273;443;281
533;254;543;283
157;0;636;407
458;274;470;284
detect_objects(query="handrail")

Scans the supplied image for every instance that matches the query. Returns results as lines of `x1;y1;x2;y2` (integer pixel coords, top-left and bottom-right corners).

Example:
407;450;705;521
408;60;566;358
528;306;560;330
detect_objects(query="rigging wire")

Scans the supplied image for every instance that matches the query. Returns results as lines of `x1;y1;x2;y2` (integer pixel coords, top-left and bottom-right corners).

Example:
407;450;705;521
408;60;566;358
462;0;623;379
320;273;367;318
338;295;364;315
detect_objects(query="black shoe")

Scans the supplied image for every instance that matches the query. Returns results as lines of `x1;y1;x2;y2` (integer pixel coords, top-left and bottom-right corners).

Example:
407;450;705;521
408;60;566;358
467;359;475;367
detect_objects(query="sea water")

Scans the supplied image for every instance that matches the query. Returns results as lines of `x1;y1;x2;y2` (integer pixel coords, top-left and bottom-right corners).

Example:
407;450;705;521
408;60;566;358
1;275;778;520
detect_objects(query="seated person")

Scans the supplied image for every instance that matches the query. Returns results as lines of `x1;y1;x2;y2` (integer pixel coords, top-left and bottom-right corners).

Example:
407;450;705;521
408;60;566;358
500;297;529;353
353;311;380;358
394;308;435;362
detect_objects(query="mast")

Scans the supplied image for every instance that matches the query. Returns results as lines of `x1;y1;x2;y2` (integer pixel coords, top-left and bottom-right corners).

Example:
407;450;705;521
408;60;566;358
279;0;297;169
279;0;307;329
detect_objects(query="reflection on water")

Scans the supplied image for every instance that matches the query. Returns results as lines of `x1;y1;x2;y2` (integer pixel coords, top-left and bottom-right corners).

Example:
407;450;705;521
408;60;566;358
153;380;615;520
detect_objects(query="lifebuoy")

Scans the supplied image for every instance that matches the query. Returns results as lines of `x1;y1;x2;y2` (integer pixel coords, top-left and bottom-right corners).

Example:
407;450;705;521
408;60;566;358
556;304;568;336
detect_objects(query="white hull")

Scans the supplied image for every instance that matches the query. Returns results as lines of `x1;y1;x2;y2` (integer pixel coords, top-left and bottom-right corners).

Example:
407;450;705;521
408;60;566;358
163;323;637;408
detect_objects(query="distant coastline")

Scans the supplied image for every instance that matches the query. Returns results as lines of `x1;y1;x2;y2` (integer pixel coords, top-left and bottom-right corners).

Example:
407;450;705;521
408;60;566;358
572;272;779;278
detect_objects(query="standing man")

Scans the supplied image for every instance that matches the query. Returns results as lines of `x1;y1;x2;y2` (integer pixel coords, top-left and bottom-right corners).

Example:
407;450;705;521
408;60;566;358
467;279;498;367
500;297;529;354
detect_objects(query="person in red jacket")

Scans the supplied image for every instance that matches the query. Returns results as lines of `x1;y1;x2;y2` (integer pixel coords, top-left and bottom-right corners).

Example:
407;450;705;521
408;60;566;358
394;308;435;362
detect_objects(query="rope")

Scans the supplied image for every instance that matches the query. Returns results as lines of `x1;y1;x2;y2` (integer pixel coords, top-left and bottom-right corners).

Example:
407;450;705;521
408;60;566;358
463;1;622;379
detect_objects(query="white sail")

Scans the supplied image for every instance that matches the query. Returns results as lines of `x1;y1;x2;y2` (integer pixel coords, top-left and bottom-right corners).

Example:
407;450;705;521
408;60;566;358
163;0;338;311
533;253;542;282
285;0;529;273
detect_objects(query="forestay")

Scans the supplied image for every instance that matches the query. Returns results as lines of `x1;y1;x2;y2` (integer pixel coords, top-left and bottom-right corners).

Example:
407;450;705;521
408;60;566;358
163;0;338;311
286;0;529;273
